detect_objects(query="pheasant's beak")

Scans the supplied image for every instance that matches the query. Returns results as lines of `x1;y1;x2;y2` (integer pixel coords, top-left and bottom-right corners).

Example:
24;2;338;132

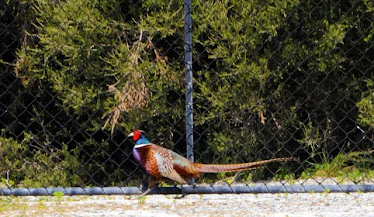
128;132;134;137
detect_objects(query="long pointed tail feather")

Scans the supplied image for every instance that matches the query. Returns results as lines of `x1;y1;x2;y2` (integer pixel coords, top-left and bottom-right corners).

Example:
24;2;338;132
193;157;294;173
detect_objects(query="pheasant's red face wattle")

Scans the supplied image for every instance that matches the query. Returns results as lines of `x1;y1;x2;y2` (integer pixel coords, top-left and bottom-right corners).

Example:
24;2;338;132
133;130;141;141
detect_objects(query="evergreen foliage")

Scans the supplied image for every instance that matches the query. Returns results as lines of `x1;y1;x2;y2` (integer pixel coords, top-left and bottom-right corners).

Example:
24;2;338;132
0;0;373;186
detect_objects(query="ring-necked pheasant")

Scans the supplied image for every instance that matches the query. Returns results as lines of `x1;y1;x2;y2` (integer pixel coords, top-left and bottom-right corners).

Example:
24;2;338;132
128;129;294;195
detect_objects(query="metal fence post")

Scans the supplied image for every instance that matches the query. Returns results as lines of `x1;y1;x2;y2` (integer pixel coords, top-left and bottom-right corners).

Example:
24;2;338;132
184;0;194;171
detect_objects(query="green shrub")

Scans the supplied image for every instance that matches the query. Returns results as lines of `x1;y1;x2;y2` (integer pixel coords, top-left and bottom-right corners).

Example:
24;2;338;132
0;130;81;187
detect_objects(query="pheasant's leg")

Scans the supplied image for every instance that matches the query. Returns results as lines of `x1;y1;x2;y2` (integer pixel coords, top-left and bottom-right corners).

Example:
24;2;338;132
141;176;157;196
174;184;186;199
181;184;186;197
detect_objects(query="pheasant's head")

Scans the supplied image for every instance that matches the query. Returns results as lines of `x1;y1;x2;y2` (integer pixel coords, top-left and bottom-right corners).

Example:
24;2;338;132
128;129;150;145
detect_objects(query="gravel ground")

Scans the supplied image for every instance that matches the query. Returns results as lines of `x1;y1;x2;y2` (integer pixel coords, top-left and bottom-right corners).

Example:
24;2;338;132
1;192;374;216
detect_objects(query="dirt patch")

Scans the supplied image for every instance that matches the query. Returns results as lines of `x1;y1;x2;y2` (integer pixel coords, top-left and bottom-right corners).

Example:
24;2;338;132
1;193;374;216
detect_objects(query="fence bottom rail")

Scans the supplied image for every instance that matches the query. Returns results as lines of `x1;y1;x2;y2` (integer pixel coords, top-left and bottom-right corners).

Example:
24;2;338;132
1;184;374;196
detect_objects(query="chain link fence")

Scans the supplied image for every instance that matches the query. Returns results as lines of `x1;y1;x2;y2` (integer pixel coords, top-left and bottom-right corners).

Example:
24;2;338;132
1;0;374;195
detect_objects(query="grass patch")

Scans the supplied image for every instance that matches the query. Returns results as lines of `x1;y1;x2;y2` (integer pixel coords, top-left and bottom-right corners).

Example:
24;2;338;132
300;151;374;183
137;196;147;205
0;196;27;215
273;172;296;184
52;191;65;204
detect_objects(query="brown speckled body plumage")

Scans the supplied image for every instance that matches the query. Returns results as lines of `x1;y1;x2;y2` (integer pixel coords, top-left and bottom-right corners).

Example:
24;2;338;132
133;144;199;185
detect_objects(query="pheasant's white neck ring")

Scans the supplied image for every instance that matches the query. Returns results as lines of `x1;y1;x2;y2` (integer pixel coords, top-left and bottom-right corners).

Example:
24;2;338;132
134;143;151;149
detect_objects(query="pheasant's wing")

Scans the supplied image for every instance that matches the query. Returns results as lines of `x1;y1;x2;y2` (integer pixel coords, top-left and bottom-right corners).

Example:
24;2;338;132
151;144;198;185
168;149;200;184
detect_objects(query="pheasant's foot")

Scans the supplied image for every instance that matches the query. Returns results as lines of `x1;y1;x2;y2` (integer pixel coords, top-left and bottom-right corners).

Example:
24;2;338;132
140;187;153;196
173;194;186;199
172;184;186;199
140;176;158;196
